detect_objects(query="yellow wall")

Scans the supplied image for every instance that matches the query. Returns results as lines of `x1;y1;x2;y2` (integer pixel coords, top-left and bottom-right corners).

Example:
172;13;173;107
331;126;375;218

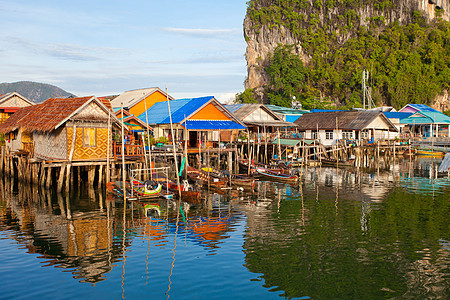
129;90;168;117
67;127;109;160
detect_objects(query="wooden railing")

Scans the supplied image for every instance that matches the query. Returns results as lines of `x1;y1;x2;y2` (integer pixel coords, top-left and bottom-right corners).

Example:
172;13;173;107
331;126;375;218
113;142;144;160
22;142;34;157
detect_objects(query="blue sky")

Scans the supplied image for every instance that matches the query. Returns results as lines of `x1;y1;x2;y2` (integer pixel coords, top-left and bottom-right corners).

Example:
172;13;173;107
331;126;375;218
0;0;248;103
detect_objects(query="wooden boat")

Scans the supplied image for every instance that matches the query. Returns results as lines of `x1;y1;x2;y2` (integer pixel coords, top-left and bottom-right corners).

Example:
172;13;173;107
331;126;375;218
108;179;163;200
161;179;201;202
186;166;228;189
320;157;354;167
229;174;256;189
416;149;445;157
238;157;290;175
255;166;298;182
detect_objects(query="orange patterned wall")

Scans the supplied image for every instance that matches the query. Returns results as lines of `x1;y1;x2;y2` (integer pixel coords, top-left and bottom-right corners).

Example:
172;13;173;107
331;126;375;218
67;127;109;160
190;103;230;120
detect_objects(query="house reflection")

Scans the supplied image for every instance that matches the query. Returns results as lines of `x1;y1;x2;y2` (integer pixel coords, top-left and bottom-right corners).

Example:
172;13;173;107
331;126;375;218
0;178;123;284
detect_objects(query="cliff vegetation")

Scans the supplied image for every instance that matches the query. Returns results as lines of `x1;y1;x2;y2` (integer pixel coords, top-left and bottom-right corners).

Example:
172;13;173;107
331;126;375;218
240;0;450;110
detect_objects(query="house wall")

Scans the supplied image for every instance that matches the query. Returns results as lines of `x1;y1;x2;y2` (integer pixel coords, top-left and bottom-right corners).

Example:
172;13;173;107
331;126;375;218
0;95;32;108
190;103;230;120
67;126;110;160
34;127;68;160
5;129;23;152
129;91;168;117
244;108;276;122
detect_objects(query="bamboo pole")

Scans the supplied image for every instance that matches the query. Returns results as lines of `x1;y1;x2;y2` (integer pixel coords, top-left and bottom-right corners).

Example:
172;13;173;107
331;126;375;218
106;111;111;185
121;100;127;202
166;86;181;199
143;94;153;180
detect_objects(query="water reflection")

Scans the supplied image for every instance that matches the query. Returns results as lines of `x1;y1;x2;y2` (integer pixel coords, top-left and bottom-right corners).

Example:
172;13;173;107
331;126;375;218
0;156;448;299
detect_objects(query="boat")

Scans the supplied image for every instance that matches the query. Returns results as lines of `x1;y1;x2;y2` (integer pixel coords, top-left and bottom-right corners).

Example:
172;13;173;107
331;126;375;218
416;149;445;157
131;179;163;198
161;179;201;202
228;174;256;190
255;166;298;182
320;157;355;167
186;166;228;189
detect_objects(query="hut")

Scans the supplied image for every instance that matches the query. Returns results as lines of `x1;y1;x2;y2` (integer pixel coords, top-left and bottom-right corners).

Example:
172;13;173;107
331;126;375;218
265;104;309;122
225;103;296;140
110;87;174;117
138;96;246;148
294;110;398;147
400;110;450;138
0;92;35;124
0;96;122;161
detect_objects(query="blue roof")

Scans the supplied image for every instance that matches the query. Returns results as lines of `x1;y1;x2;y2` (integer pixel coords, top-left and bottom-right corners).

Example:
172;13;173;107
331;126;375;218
404;104;440;113
138;96;214;124
383;112;412;119
225;104;244;114
181;120;246;130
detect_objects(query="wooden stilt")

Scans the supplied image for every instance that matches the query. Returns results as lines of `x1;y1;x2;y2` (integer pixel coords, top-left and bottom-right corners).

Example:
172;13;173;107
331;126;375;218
57;163;66;193
45;167;52;189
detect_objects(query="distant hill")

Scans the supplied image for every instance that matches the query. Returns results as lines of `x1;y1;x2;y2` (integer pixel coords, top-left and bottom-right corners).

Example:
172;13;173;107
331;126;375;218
0;81;76;103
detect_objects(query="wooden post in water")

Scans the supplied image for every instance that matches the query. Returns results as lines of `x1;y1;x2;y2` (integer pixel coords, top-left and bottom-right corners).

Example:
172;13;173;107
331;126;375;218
106;111;111;185
120;100;127;203
166;86;182;199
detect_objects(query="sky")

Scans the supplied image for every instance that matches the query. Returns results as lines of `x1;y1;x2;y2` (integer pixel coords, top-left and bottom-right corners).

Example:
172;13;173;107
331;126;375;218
0;0;248;103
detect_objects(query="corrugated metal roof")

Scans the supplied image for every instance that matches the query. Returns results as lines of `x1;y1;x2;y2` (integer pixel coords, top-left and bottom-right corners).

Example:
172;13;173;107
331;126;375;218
400;111;450;124
383;112;412;119
295;111;398;131
138;97;209;124
181;120;246;130
400;104;440;113
110;87;173;108
265;104;309;115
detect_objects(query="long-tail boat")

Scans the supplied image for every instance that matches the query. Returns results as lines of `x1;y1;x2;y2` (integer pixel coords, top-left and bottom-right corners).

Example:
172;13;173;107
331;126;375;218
186;166;228;189
255;166;298;182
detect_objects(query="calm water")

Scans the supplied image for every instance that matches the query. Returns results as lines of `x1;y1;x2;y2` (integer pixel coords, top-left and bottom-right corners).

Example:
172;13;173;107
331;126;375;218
1;157;449;299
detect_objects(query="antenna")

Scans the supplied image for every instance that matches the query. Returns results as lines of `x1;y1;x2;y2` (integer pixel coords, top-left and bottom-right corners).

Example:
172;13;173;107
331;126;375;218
362;69;375;109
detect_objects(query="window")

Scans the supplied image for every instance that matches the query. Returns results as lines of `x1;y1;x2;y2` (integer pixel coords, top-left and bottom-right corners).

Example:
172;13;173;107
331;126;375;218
83;128;97;147
325;130;333;140
311;130;318;139
361;130;369;139
342;130;353;140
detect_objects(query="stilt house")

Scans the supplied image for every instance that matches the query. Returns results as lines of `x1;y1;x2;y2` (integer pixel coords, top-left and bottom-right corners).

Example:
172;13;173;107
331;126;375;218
0;92;35;124
0;96;122;161
110;87;174;117
138;96;246;148
294;110;398;147
225;103;296;140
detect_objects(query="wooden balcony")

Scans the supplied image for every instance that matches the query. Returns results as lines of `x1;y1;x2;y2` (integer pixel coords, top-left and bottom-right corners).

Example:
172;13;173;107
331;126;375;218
113;142;144;160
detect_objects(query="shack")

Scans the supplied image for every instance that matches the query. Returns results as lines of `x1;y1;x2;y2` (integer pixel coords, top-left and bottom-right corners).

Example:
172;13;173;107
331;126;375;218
0;96;122;161
294;110;398;147
110;87;174;117
0;92;35;124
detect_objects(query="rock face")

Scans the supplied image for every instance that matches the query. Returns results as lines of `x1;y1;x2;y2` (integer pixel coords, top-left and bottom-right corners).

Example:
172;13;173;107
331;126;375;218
244;0;450;104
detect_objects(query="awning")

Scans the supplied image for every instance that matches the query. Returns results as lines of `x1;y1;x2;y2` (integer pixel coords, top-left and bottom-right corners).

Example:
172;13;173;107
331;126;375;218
272;138;315;146
182;120;246;130
244;120;297;127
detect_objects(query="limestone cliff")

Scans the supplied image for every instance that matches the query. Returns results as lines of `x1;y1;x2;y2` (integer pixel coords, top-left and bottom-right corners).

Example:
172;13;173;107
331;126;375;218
244;0;450;109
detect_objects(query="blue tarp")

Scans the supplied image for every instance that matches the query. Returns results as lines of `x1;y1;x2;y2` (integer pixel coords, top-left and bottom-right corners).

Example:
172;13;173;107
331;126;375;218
181;120;246;130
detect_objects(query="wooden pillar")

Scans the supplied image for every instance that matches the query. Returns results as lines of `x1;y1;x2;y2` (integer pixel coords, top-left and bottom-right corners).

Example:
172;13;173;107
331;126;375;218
45;167;52;189
98;164;104;189
57;163;66;193
88;166;96;187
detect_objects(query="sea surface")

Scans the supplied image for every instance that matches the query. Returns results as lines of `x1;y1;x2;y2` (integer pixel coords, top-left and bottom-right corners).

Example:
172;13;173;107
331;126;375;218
0;157;449;299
